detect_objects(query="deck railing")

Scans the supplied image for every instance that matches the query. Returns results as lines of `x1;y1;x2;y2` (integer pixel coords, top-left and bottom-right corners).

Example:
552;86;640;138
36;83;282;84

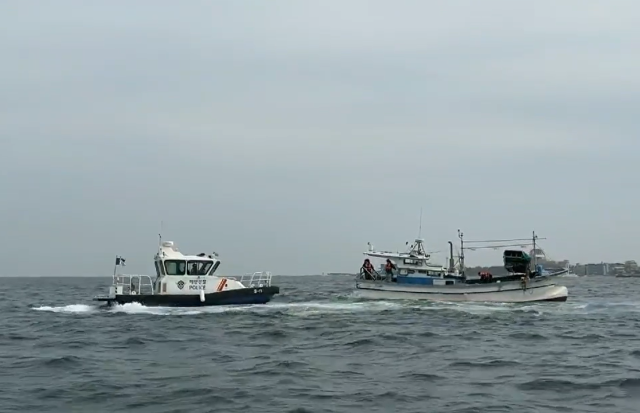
114;274;155;295
356;267;386;281
233;271;273;288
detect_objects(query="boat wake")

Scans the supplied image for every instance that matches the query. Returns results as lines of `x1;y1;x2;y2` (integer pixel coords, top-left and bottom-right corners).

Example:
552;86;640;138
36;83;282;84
30;301;402;316
31;298;640;318
32;304;96;314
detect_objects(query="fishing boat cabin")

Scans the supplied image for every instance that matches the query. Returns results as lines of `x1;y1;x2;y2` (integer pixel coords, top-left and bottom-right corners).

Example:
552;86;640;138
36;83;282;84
361;239;463;285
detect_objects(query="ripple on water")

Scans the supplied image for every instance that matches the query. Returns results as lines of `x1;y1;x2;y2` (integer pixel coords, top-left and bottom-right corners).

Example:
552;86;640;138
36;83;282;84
4;275;640;413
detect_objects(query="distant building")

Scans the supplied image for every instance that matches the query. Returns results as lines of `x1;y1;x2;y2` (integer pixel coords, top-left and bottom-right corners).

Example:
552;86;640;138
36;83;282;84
570;261;640;276
584;262;609;275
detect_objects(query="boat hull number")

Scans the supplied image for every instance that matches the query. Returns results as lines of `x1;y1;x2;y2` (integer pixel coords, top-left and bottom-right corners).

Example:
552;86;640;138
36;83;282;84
253;289;263;294
189;279;207;291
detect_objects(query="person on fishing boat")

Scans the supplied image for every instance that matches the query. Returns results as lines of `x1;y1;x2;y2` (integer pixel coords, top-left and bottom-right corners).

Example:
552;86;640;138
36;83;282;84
362;258;375;280
478;271;493;283
384;259;396;279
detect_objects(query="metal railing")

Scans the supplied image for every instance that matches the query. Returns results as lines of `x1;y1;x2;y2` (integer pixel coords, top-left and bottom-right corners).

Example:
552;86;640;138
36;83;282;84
356;267;386;281
114;273;155;295
234;271;273;288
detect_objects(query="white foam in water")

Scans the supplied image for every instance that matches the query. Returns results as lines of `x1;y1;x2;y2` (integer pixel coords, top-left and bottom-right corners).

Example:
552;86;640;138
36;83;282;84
103;300;402;316
32;304;97;314
108;302;233;316
259;300;403;316
27;300;542;317
35;299;635;317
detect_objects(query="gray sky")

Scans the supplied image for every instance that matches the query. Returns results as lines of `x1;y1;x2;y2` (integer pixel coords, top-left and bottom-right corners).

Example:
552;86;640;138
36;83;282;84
2;1;639;276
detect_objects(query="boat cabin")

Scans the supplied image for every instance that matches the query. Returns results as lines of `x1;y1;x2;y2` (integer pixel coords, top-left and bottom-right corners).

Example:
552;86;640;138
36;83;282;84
363;239;456;284
154;241;221;278
109;241;224;297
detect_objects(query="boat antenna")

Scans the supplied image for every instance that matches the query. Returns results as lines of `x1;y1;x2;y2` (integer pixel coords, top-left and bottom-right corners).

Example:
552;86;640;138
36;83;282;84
158;220;164;253
458;229;465;276
532;230;537;271
417;207;423;239
112;255;118;285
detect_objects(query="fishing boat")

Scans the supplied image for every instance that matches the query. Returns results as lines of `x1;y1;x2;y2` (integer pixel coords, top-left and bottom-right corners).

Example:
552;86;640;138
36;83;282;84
355;230;568;303
93;237;280;307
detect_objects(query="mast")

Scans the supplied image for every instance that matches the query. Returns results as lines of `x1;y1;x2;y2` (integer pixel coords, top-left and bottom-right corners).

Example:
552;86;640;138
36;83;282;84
418;207;423;239
448;241;455;273
112;255;117;285
458;229;465;276
532;230;537;272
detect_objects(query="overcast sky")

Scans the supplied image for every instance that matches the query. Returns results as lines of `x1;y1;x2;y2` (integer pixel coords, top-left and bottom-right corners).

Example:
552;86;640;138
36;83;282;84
1;1;638;276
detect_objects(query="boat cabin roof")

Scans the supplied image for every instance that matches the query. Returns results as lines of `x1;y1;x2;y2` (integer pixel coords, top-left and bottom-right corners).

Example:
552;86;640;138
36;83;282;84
364;239;448;271
364;239;430;259
366;251;430;259
155;241;219;262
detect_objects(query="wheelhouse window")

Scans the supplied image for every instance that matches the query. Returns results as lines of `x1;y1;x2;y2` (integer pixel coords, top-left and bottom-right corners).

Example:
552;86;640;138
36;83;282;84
187;261;214;275
154;261;165;277
164;260;186;276
403;259;423;266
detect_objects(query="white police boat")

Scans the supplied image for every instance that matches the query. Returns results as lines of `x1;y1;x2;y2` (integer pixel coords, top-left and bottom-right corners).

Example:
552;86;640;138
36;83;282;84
355;230;568;303
93;238;279;307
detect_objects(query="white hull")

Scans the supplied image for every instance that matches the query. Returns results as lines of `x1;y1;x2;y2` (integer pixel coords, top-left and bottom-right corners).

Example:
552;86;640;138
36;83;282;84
354;277;568;303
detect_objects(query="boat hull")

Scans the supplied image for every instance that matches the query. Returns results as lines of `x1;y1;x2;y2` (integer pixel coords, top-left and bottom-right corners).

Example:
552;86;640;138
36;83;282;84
94;286;280;307
354;279;568;303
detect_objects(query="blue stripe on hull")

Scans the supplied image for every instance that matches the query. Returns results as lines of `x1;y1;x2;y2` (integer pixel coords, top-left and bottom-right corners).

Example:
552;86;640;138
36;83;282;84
396;276;435;285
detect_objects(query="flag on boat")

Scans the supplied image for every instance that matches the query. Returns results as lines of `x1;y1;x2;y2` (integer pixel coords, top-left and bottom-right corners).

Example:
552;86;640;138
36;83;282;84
115;256;126;266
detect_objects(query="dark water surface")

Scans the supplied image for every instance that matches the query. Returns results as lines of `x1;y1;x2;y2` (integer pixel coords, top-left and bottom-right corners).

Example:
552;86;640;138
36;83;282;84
1;275;639;413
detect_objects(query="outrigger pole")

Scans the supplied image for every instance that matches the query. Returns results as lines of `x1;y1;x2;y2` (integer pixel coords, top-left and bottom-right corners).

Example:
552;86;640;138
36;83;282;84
456;230;546;275
458;229;465;276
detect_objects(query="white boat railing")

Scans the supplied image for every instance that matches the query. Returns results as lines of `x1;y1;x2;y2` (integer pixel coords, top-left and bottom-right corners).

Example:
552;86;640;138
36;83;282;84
233;271;272;288
356;267;386;281
114;273;155;295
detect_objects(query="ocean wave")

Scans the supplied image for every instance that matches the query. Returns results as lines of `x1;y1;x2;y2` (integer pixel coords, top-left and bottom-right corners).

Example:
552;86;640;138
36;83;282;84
11;275;640;412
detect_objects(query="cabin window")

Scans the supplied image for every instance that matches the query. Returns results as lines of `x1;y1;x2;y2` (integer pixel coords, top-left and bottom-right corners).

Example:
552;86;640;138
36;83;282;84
209;261;221;275
404;259;423;266
187;261;213;275
164;260;186;276
154;262;165;277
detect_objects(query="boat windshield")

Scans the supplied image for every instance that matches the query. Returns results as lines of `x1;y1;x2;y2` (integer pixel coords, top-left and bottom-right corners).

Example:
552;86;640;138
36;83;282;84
187;260;214;275
164;260;186;275
164;260;216;275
